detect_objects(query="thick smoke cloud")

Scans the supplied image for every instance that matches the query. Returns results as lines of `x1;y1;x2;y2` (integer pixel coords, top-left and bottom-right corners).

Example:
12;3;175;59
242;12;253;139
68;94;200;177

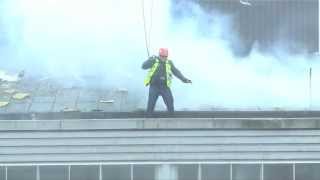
0;0;319;110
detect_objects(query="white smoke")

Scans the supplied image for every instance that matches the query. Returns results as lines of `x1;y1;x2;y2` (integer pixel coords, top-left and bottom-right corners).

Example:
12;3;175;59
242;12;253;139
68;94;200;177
160;1;320;110
1;0;150;83
0;0;319;110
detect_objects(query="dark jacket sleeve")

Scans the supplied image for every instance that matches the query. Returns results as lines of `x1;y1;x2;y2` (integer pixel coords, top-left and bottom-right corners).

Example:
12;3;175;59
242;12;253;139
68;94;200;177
142;56;156;69
170;61;188;82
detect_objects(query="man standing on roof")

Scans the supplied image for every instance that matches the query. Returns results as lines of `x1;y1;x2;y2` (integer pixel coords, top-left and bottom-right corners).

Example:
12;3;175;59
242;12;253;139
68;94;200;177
142;48;192;116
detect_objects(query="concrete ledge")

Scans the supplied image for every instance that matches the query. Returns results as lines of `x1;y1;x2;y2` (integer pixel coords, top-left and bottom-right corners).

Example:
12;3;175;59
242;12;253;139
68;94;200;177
3;111;320;120
1;118;320;131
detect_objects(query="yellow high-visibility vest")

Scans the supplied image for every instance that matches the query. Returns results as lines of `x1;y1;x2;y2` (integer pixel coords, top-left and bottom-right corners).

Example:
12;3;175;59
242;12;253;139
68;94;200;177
144;58;172;87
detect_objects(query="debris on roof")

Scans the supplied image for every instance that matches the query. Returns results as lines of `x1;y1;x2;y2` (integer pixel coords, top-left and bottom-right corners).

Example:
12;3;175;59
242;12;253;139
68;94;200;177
0;101;9;108
99;99;115;104
12;93;30;100
4;89;17;94
62;107;80;112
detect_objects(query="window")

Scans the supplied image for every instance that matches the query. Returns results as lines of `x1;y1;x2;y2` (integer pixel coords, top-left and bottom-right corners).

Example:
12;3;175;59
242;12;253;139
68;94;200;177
296;164;320;180
202;164;230;180
232;164;260;180
70;165;99;180
133;165;155;180
7;166;36;180
0;167;5;180
177;164;198;180
103;165;131;180
264;164;292;180
40;166;68;180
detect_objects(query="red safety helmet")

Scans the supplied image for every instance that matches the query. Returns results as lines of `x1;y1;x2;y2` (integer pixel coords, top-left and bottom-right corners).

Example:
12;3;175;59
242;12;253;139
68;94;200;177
159;48;168;57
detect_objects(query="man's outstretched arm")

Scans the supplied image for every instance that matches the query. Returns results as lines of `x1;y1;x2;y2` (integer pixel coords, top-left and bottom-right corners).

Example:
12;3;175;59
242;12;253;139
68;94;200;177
171;62;192;83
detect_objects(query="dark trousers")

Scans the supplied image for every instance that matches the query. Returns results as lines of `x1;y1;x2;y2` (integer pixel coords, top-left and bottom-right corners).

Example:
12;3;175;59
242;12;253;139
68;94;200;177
147;84;174;115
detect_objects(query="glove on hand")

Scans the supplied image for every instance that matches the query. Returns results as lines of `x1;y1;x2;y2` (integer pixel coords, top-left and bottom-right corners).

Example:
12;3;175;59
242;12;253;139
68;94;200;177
183;79;192;83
